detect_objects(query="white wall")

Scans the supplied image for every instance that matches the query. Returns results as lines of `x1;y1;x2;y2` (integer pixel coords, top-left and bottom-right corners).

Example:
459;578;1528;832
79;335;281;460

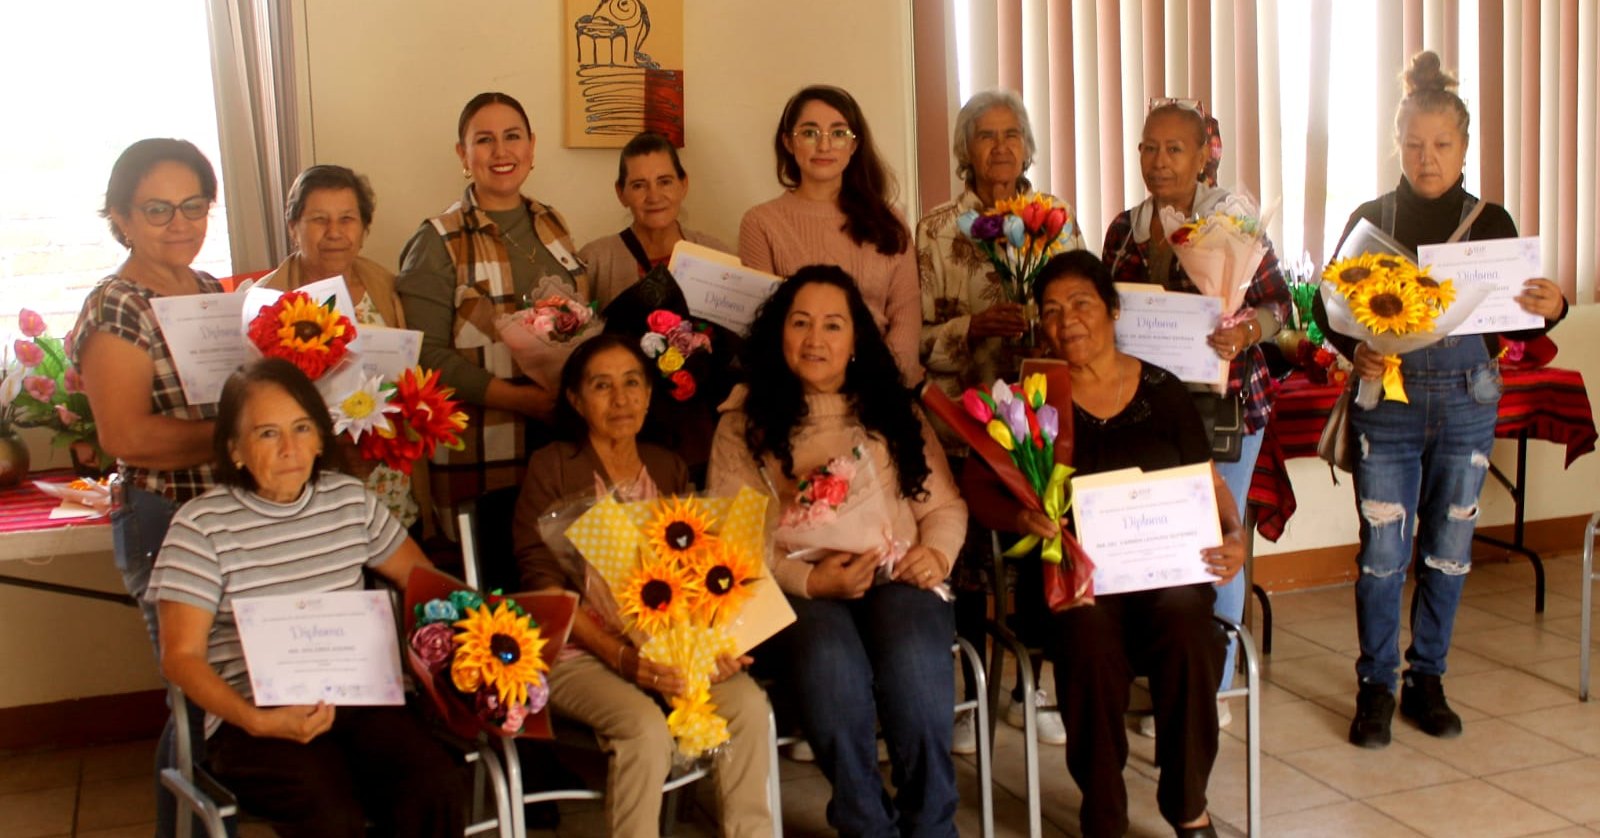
297;0;920;272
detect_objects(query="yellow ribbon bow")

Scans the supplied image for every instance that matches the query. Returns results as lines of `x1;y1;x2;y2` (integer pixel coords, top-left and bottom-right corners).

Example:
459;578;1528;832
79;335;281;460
1381;354;1408;403
1003;463;1074;563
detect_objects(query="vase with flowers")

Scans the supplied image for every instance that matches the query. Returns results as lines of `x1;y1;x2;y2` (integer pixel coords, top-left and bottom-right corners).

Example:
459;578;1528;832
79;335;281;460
1;309;110;486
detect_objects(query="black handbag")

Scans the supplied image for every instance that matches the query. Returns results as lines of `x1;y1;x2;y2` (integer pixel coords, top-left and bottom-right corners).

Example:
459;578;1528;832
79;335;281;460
1192;391;1245;463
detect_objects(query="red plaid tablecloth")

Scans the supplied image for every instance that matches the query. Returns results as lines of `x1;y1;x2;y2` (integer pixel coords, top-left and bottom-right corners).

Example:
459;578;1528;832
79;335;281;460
0;469;110;536
1250;367;1598;541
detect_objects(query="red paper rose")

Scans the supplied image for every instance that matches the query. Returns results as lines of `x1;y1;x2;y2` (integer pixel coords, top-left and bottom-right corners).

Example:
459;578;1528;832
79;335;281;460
668;369;696;401
646;310;683;334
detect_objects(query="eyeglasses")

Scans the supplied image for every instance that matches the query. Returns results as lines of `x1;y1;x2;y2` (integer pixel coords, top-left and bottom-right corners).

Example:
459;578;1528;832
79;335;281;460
1147;97;1207;117
136;197;211;227
791;127;857;147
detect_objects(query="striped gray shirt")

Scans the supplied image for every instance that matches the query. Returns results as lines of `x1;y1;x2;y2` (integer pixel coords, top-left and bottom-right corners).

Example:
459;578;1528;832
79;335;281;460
150;472;405;713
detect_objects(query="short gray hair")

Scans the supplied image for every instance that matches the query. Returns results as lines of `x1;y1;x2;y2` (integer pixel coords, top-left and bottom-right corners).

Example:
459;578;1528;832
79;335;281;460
952;89;1036;189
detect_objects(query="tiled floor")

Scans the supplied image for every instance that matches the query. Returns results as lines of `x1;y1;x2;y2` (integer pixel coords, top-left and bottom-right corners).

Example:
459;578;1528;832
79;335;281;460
3;551;1595;837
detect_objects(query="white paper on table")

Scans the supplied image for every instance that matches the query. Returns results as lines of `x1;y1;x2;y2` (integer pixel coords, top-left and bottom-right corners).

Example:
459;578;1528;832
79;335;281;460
233;589;406;707
150;292;249;406
1071;463;1222;596
1112;283;1227;387
668;241;782;335
1418;237;1545;336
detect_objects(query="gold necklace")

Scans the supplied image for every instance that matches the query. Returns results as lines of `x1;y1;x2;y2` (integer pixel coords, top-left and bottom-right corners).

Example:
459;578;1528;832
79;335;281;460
500;228;544;269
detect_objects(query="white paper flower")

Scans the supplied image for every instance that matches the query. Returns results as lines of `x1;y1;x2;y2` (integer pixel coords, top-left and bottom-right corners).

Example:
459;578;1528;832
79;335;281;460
330;373;399;442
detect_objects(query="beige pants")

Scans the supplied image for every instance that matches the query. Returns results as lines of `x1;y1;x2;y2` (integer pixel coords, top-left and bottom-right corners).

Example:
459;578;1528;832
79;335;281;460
547;653;774;837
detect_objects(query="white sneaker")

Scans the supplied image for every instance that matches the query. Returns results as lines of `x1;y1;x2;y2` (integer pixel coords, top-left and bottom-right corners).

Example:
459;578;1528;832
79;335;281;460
1137;699;1231;739
951;709;977;755
1004;690;1067;745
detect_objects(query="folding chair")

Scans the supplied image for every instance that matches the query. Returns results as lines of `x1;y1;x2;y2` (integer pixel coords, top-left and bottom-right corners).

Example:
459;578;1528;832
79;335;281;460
1581;511;1598;701
986;538;1262;837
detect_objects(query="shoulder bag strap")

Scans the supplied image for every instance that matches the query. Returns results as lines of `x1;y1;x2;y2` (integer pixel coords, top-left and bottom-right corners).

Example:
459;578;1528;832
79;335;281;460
1446;198;1485;244
618;227;654;274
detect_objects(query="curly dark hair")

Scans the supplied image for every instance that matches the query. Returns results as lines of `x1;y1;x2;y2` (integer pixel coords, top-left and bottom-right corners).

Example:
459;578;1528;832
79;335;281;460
772;85;908;257
739;265;930;501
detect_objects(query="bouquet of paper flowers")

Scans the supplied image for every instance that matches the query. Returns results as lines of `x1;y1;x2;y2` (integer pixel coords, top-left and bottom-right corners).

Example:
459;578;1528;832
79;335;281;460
1320;252;1490;408
496;276;604;392
404;565;576;738
639;309;712;402
562;488;769;759
1158;192;1274;331
2;309;109;471
326;366;469;475
957;194;1076;336
246;290;357;381
922;361;1095;610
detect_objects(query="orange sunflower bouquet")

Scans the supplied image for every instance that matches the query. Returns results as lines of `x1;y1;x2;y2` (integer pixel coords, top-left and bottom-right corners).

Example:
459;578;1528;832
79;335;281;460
403;565;576;739
561;488;779;759
246;290;356;381
1321;246;1491;408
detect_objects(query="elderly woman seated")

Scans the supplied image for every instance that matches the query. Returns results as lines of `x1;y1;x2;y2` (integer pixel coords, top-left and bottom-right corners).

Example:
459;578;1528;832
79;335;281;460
147;358;464;838
509;334;773;836
961;251;1244;838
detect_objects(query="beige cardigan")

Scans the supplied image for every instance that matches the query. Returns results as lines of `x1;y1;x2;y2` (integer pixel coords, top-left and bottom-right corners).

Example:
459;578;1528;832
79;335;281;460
577;226;731;311
707;386;966;597
256;254;404;329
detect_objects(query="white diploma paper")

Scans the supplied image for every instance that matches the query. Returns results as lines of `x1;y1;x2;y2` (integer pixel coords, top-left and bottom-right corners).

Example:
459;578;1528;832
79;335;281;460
234;590;406;707
1071;463;1222;596
668;241;782;335
317;327;424;398
1418;237;1544;336
150;292;249;405
1112;284;1228;386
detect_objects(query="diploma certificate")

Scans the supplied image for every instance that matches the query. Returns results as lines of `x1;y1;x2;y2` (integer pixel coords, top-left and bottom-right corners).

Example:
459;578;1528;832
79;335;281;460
150;292;249;405
1112;284;1227;386
668;241;782;335
234;590;406;707
1418;237;1544;336
1072;463;1222;596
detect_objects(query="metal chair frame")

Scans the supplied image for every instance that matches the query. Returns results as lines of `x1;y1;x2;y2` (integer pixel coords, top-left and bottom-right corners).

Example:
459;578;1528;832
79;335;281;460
1580;511;1598;701
985;536;1262;837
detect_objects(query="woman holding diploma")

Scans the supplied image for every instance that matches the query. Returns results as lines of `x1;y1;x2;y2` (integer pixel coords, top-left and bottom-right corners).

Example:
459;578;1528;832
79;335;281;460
510;335;773;836
397;91;590;530
1101;101;1290;713
148;359;464;837
709;266;966;837
963;251;1245;838
578;131;731;310
740;85;922;380
1314;52;1568;750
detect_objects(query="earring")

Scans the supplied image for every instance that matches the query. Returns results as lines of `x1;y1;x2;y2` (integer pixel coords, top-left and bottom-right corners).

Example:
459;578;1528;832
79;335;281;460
462;167;471;179
233;461;245;470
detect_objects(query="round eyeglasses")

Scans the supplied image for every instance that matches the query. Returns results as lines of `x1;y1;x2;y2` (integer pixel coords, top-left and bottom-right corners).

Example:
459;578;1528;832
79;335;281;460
136;197;211;227
791;127;857;148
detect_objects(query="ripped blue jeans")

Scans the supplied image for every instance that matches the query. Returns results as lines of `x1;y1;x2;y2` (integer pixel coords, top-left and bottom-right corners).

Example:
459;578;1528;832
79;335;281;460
1350;348;1500;692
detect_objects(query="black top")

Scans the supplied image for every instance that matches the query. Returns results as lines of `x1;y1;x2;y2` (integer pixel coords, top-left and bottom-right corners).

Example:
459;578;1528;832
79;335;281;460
1316;176;1566;360
1073;363;1212;477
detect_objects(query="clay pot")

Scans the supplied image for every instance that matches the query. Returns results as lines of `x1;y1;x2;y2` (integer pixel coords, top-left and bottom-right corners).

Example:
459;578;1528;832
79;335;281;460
0;433;30;489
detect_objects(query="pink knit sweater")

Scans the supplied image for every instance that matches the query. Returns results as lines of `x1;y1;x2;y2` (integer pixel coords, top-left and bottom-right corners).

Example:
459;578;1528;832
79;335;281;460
707;386;967;597
738;192;923;382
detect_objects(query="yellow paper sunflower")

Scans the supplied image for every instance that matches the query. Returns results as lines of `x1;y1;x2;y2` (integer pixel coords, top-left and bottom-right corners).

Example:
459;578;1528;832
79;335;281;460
450;601;548;708
618;556;692;636
247;291;355;379
1407;271;1456;310
1323;254;1389;297
687;540;761;626
1349;277;1434;335
645;496;717;561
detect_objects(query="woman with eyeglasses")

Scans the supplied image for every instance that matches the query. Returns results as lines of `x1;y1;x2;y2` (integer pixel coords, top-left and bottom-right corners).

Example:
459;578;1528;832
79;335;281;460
70;137;226;838
739;85;922;381
1101;102;1291;728
396;91;590;532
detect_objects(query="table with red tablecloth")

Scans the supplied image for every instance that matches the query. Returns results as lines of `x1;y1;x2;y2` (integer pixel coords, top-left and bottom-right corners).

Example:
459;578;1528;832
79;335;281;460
0;469;127;605
1248;366;1597;611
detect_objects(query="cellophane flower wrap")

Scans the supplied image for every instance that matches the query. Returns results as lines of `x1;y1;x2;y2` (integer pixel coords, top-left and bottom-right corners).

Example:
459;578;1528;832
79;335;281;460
1320;250;1491;409
350;366;468;474
403;565;576;739
956;194;1076;309
246;290;356;381
1158;192;1273;331
562;488;770;760
496;276;603;392
921;360;1096;610
2;309;109;468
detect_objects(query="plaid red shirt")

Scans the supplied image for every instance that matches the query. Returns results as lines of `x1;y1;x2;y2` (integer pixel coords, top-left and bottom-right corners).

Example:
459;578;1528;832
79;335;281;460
1101;206;1291;434
69;273;223;503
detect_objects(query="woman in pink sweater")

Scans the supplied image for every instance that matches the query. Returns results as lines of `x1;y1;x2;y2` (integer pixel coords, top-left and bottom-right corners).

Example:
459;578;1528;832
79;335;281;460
709;265;965;837
739;85;923;383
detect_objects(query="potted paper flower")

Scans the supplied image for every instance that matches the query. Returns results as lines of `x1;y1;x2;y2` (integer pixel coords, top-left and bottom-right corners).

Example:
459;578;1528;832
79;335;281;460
1;309;111;485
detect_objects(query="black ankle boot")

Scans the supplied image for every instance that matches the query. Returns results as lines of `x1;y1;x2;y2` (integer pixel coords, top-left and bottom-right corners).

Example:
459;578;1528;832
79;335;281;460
1348;681;1395;749
1400;671;1463;738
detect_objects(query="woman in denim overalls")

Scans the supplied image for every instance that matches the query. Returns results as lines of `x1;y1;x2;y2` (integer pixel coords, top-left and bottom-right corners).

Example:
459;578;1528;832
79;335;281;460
1316;52;1568;750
